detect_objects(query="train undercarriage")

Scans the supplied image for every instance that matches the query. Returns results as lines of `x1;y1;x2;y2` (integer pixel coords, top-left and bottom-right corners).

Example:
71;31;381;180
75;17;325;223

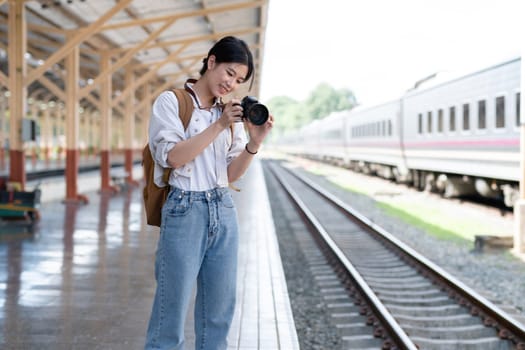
347;159;519;208
291;151;520;208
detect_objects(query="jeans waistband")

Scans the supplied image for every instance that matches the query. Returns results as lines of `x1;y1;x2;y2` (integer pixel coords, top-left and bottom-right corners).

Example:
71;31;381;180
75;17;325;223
170;186;228;201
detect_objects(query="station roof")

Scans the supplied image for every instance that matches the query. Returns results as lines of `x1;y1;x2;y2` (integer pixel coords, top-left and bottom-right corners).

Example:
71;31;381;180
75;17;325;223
0;0;269;109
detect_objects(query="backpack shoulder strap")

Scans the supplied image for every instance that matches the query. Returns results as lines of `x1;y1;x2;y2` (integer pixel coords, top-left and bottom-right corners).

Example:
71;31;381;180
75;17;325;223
172;88;194;131
144;88;194;187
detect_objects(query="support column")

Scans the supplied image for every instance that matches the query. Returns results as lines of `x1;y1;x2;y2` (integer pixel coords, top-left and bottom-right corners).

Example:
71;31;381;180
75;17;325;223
87;110;95;159
141;84;151;145
7;0;27;190
99;52;117;193
80;112;87;160
42;102;51;166
30;102;38;168
58;105;65;165
0;93;7;171
124;67;138;186
93;113;100;158
64;43;87;204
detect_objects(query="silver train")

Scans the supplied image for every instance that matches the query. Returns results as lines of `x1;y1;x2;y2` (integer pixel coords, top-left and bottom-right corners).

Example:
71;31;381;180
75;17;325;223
278;58;522;207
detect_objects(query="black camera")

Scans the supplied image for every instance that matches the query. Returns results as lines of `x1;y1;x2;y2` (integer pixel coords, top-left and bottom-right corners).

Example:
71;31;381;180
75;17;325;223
240;96;269;125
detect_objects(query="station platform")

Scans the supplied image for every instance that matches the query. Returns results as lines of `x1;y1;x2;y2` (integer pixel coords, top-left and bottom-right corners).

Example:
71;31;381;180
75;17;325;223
0;159;299;349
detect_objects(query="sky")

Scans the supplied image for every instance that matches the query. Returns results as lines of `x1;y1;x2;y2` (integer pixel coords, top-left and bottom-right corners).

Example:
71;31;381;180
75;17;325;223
259;0;524;106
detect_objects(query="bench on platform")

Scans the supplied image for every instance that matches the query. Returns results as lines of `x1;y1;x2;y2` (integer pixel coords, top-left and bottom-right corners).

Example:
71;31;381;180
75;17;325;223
110;169;129;190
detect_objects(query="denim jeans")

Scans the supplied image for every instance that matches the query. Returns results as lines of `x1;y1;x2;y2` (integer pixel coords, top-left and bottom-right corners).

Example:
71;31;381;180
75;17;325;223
145;187;239;350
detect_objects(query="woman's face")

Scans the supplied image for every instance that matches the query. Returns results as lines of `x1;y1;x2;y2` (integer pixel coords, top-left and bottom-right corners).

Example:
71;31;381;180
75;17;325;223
207;55;248;97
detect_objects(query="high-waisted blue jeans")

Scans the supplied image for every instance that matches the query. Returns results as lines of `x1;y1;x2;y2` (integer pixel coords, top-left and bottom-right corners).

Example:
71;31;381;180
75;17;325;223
145;187;239;350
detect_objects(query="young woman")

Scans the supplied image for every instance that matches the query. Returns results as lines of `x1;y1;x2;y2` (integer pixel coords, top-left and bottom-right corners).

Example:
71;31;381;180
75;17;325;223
144;36;273;350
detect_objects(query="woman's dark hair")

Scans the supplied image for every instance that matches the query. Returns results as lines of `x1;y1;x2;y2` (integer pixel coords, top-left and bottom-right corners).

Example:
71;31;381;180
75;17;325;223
199;36;254;83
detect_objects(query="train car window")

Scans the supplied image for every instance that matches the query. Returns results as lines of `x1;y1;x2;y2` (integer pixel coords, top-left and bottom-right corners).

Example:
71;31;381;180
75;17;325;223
449;106;456;132
427;111;432;133
418;113;423;134
496;96;505;128
478;100;486;129
438;109;443;132
517;92;521;126
382;120;386;136
388;120;392;136
462;103;470;130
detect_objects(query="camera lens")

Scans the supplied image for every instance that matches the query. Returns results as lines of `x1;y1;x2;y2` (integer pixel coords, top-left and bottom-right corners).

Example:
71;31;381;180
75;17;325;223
241;96;269;125
246;104;269;125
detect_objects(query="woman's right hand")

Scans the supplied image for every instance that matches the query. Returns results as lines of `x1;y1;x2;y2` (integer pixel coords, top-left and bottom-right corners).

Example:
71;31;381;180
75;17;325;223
218;99;243;129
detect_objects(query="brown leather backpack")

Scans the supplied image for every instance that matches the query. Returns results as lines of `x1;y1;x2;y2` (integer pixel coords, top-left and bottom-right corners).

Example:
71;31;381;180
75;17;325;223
142;89;194;227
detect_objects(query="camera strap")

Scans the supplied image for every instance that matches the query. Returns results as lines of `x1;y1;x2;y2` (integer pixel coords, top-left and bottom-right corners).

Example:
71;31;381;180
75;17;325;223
183;78;234;149
183;79;239;191
184;78;224;110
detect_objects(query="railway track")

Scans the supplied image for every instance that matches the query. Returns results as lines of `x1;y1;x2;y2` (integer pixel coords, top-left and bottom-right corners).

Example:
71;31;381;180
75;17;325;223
264;159;525;350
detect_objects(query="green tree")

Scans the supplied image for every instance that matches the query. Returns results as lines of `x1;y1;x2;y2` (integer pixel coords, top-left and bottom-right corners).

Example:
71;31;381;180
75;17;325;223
263;83;357;137
305;83;357;120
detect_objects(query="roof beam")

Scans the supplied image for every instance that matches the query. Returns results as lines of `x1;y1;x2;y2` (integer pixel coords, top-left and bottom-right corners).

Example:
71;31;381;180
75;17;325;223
35;74;66;102
78;13;188;99
27;22;70;35
109;27;262;55
99;0;265;31
25;0;133;86
135;74;185;113
111;43;191;107
128;43;262;71
0;71;7;88
81;89;100;110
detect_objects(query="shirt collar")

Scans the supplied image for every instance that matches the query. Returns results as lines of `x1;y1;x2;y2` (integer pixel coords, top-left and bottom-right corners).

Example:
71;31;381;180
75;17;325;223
184;79;222;109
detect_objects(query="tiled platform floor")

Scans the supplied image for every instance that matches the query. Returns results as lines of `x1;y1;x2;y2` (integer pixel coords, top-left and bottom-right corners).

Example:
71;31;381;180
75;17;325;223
0;159;299;349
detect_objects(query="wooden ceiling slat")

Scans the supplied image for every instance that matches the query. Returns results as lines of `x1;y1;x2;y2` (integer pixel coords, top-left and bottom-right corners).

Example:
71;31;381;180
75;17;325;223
110;27;262;55
35;74;66;101
28;23;70;35
2;0;268;112
78;14;186;99
99;0;266;31
111;43;191;107
25;0;133;86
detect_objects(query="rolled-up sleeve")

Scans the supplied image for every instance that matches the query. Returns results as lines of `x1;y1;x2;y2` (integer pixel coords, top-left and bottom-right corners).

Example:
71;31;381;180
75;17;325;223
148;91;194;186
226;123;247;165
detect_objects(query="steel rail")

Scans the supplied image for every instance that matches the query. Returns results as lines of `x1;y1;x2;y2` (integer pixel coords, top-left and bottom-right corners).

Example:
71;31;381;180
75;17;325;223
279;161;525;348
268;161;418;350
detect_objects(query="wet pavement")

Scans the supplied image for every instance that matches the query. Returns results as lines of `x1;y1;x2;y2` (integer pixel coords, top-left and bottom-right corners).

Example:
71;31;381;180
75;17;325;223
0;188;154;349
0;160;299;349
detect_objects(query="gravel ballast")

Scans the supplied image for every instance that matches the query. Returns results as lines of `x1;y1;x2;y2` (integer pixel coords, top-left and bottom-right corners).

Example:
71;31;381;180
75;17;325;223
263;156;525;345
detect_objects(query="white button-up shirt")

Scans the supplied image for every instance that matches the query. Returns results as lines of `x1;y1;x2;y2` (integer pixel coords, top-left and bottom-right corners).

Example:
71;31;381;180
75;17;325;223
148;87;246;191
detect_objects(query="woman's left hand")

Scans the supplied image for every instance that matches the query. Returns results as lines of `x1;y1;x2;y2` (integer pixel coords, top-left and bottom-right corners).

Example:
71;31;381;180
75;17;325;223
245;114;274;148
